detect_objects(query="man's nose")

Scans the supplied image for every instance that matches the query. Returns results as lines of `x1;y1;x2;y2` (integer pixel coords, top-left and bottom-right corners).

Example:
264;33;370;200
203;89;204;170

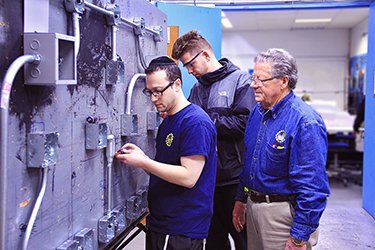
150;94;158;102
250;81;259;88
187;67;194;74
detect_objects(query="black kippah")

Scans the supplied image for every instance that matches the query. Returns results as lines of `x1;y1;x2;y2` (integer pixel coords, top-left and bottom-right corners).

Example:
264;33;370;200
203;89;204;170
149;56;176;66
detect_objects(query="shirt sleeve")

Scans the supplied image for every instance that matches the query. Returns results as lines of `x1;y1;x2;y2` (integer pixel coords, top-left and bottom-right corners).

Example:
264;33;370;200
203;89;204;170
235;179;248;203
179;120;216;159
289;120;330;241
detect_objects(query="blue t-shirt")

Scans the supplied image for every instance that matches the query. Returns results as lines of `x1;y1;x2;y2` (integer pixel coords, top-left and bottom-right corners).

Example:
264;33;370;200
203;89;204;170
148;103;217;239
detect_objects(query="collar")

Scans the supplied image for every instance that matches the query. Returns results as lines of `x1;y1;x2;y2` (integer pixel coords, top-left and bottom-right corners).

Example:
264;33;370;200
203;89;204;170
198;58;239;86
258;91;295;119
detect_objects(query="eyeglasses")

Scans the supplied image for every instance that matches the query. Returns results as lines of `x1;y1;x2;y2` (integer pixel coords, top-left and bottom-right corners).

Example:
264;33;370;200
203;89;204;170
183;50;203;68
250;75;282;86
142;79;177;97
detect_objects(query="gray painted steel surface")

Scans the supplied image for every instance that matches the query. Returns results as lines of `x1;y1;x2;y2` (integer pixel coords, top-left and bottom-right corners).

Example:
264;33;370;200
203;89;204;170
0;0;166;249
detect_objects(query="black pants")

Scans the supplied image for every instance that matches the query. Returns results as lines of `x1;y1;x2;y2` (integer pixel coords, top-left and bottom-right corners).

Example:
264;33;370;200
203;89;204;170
206;185;247;250
146;230;205;250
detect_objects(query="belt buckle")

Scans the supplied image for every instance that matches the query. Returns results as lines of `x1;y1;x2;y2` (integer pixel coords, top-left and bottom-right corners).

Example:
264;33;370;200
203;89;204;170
265;195;270;203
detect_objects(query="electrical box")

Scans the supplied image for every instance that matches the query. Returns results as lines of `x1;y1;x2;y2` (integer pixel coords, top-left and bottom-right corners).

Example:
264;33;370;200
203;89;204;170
147;111;160;131
112;205;127;234
121;114;138;136
126;195;142;221
74;228;95;250
136;188;148;214
27;132;59;168
24;32;77;85
56;239;80;250
106;60;125;85
85;119;108;150
98;213;116;244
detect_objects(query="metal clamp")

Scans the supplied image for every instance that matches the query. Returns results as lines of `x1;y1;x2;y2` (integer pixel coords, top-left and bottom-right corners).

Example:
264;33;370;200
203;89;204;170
105;4;121;26
64;0;85;14
133;17;146;36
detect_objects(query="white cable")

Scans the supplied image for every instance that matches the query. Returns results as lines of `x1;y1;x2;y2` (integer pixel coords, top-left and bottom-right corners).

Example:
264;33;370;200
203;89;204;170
106;135;115;212
162;234;170;250
72;12;81;57
112;26;118;61
22;167;48;250
126;73;146;115
1;54;40;250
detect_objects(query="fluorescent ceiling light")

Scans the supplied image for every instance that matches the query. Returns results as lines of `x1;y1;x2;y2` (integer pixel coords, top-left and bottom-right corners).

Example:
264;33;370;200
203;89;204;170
295;18;332;23
222;18;233;28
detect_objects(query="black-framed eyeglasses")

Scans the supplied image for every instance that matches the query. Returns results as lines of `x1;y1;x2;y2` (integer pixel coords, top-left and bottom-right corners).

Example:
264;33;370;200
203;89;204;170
250;75;282;86
142;79;177;97
183;50;203;68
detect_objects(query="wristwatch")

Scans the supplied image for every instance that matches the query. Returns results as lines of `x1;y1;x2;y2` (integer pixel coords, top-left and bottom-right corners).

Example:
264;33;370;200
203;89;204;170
290;236;306;247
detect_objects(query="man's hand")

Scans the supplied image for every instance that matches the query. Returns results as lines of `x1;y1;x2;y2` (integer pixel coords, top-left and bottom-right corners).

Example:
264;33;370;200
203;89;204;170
284;236;307;250
115;143;149;168
232;201;247;232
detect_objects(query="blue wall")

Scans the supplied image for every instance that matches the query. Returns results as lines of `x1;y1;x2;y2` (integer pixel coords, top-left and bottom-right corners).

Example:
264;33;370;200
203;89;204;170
156;2;222;97
363;1;375;218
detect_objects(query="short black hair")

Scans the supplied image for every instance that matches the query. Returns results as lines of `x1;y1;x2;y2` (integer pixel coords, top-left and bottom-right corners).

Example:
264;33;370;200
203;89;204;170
146;56;182;83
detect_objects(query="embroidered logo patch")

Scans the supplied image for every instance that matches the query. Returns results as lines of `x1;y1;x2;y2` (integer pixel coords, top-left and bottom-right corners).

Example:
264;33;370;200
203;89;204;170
273;130;286;149
165;133;174;147
275;130;286;143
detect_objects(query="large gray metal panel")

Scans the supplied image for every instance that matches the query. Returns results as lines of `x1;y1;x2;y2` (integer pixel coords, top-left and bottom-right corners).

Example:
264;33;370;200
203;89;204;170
1;0;167;249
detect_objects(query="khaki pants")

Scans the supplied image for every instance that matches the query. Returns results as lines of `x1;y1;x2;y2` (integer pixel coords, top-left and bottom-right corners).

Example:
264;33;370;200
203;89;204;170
246;198;318;250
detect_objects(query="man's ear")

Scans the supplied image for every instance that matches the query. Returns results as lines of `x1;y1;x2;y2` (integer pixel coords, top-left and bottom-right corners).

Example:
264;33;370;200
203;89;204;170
202;50;210;62
174;78;183;91
281;75;289;90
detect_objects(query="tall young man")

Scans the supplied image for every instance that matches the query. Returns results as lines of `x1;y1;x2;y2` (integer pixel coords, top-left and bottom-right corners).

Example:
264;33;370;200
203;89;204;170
172;30;256;250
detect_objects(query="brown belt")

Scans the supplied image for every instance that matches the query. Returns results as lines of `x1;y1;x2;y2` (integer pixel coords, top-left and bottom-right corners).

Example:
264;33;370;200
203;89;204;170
249;191;291;203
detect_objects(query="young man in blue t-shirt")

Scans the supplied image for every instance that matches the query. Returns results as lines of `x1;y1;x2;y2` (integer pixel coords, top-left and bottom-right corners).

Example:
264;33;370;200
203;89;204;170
116;56;217;250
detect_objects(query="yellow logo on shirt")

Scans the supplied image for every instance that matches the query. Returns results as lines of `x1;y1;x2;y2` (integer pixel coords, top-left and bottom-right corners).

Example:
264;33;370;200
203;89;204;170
165;133;174;147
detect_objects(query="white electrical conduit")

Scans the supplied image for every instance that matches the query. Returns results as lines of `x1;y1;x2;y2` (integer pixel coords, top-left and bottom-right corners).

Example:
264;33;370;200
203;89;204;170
106;135;115;212
112;26;118;61
72;12;81;57
126;73;146;115
84;2;161;38
21;167;48;250
0;54;40;250
84;1;114;16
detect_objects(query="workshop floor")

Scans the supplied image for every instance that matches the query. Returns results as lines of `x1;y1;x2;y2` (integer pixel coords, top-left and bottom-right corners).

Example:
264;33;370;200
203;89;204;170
314;180;375;250
123;180;375;249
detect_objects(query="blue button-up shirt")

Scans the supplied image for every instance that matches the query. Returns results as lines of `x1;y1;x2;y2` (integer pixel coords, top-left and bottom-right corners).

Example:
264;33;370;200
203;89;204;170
236;91;330;241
